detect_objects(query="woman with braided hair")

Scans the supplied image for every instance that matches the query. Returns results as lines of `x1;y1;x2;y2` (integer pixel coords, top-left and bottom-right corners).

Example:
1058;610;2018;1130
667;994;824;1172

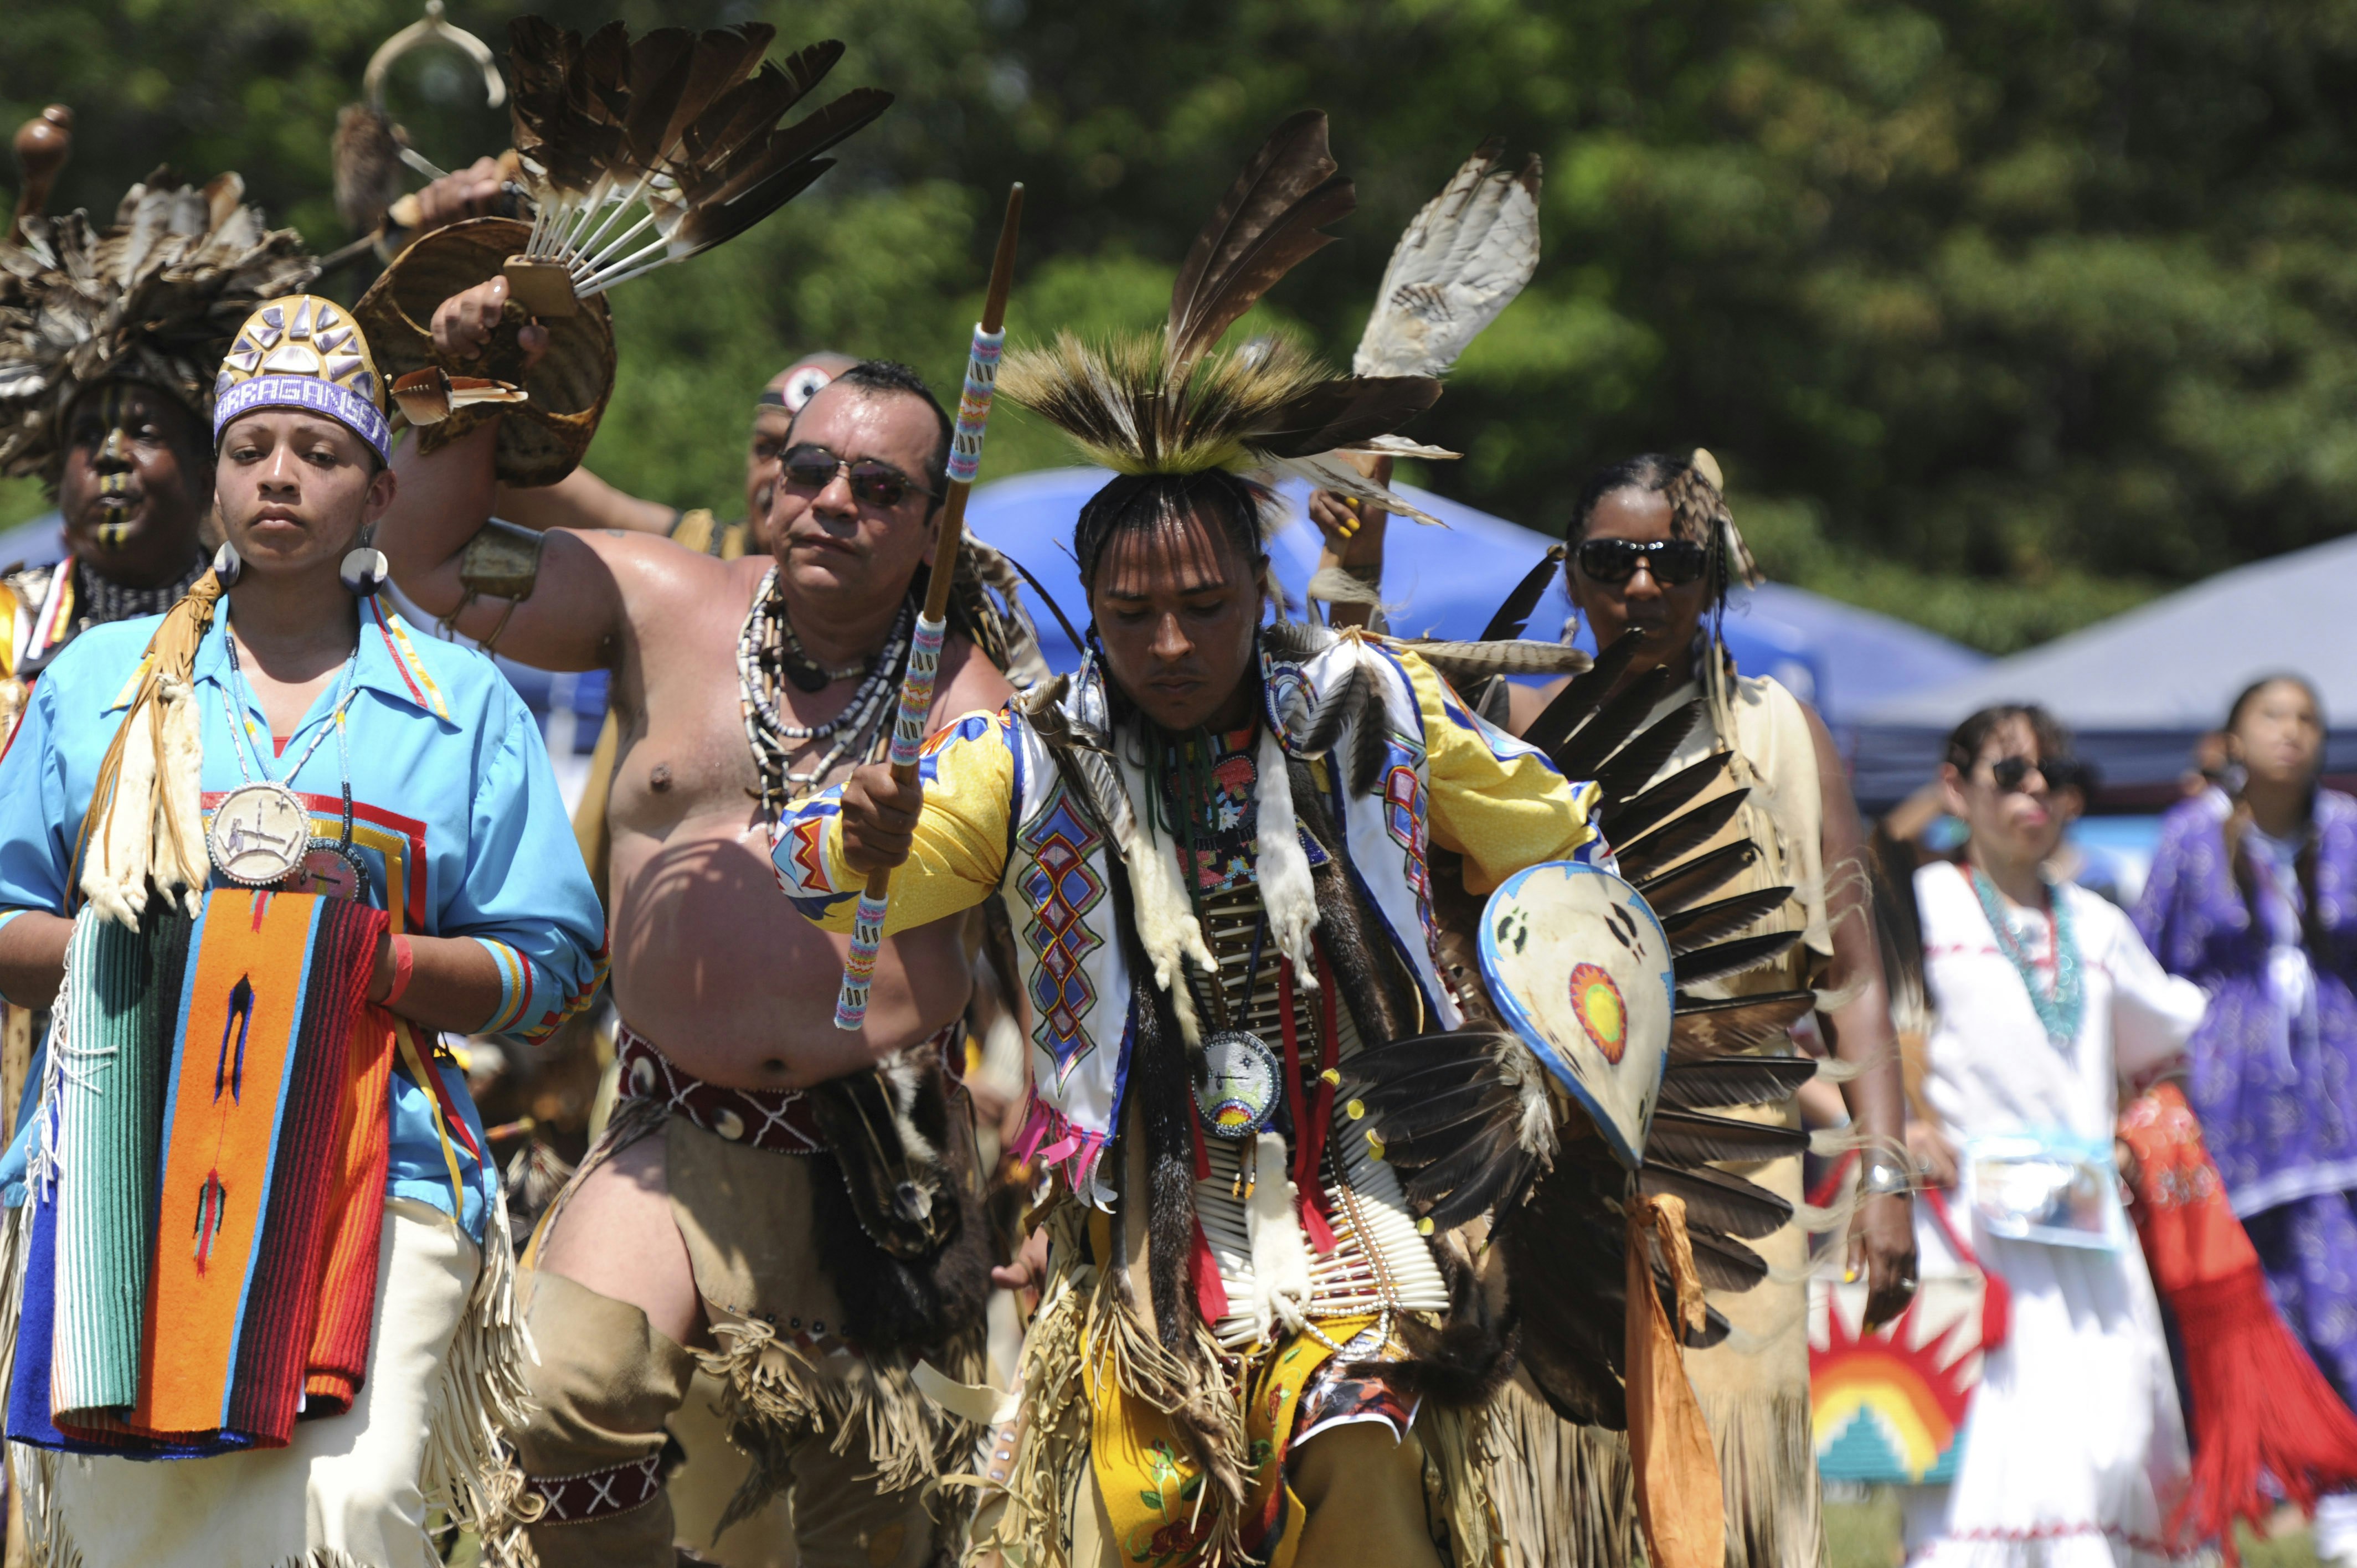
2135;675;2357;1565
1315;448;1916;1566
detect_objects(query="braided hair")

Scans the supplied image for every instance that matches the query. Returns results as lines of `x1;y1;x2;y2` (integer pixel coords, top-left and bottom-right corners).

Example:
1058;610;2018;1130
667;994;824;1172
2220;674;2334;965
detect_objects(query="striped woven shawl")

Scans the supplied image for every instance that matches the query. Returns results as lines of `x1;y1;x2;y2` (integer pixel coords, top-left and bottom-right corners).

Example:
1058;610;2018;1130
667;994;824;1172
6;890;394;1456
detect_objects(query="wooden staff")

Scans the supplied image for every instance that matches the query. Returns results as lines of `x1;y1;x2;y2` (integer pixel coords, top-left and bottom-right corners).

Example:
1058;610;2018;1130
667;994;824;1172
835;182;1025;1030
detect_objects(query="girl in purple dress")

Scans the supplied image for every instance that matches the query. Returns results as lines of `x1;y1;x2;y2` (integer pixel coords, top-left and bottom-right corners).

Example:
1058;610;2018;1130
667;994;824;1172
2135;675;2357;1562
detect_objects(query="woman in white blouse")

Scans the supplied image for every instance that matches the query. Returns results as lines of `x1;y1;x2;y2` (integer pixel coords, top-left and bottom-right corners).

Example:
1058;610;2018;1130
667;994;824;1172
1908;703;2207;1567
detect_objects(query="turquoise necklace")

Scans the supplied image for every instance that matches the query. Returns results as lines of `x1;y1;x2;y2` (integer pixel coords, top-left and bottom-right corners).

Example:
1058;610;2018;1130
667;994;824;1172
1968;864;2085;1045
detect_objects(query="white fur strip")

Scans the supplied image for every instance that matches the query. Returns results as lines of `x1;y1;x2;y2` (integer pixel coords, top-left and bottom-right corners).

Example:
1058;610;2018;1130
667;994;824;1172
78;677;207;930
82;700;158;930
1115;745;1216;1044
155;678;207;915
1252;726;1321;989
1247;1130;1312;1334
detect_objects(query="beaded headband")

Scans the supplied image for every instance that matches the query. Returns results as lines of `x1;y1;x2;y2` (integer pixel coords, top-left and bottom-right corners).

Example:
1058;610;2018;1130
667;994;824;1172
212;294;392;462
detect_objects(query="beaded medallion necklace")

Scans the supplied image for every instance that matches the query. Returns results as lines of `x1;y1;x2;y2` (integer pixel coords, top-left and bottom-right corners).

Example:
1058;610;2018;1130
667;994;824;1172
1967;864;2085;1045
735;564;912;821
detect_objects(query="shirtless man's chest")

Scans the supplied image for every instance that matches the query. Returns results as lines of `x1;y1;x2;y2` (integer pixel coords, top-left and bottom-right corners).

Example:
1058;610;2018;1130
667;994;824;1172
600;556;984;1090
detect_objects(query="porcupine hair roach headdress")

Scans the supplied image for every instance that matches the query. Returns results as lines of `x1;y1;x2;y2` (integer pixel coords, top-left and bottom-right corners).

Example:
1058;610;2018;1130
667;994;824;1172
997;110;1456;533
0;172;317;487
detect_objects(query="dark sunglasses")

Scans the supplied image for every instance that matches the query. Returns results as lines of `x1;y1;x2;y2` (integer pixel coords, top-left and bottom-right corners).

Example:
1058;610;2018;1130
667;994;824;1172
1985;754;2088;793
779;446;936;509
1574;537;1710;586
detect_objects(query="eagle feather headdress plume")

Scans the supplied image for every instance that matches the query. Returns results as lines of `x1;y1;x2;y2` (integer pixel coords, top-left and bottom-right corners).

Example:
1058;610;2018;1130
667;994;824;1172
1352;138;1543;380
0;172;315;483
497;18;892;307
999;111;1455;523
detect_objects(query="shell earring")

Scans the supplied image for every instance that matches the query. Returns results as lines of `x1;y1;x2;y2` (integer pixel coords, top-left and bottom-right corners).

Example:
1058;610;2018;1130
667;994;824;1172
211;540;243;586
339;529;390;597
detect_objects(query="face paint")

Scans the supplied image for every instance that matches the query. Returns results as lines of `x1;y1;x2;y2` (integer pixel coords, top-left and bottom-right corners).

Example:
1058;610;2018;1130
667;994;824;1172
91;384;135;550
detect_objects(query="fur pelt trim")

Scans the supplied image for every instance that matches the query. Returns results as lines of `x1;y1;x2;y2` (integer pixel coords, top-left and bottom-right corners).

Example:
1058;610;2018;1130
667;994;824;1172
803;1135;994;1358
1113;741;1217;1044
75;577;222;929
1251;724;1320;989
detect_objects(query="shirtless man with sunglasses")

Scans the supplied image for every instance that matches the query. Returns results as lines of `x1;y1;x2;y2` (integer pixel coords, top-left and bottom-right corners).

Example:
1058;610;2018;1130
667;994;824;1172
374;280;1015;1567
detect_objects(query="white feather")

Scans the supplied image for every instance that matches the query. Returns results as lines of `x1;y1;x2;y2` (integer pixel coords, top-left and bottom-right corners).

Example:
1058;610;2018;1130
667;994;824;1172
1353;145;1543;379
1263;451;1450;527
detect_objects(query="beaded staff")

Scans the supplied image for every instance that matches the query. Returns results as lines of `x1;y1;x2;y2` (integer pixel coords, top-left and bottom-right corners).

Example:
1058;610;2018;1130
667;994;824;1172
835;183;1025;1030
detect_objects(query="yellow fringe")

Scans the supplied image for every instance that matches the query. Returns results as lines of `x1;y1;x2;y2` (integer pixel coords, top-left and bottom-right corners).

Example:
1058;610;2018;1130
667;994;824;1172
1477;1387;1821;1568
1417;1402;1504;1568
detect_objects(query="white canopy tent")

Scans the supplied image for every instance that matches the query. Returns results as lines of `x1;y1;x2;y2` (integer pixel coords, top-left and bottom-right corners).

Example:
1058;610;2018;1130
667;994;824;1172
1850;533;2357;807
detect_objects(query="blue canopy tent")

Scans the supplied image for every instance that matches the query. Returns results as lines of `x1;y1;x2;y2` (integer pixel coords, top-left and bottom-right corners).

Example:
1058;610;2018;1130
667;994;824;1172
961;467;1987;729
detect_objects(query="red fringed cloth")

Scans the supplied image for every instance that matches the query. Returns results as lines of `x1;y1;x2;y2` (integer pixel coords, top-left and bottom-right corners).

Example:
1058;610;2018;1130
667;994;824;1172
2118;1081;2357;1560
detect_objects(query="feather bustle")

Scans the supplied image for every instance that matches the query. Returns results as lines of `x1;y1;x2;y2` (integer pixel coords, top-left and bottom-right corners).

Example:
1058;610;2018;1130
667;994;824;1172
1522;630;1647;755
1479;546;1568;643
1658;1056;1818;1111
1634;839;1761;915
1667;991;1816;1063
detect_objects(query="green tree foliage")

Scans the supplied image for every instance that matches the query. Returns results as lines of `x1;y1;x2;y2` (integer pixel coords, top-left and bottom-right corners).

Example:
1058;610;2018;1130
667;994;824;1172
7;0;2355;651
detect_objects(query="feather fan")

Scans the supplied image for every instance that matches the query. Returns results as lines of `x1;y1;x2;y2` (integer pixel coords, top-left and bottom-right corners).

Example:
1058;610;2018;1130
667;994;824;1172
1634;838;1761;915
1659;886;1794;956
1390;636;1591;682
1684;1225;1770;1292
1658;1055;1818;1111
1336;1029;1556;1227
1478;546;1566;643
500;18;890;303
1671;928;1803;989
1280;644;1392;796
1590;699;1702;802
997;112;1454;522
1547;666;1677;782
1643;1106;1810;1166
1638;1162;1792;1240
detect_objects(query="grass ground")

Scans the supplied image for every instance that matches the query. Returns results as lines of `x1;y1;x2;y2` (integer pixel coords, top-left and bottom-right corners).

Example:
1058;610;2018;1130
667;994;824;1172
1828;1490;2324;1567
